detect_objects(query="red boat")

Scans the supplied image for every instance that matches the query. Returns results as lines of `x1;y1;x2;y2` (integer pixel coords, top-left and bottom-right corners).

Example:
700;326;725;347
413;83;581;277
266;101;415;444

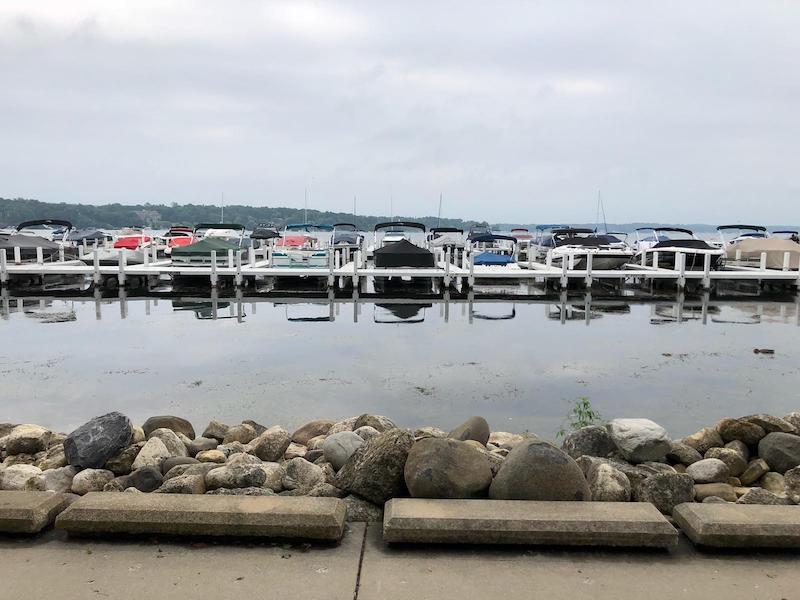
113;227;151;250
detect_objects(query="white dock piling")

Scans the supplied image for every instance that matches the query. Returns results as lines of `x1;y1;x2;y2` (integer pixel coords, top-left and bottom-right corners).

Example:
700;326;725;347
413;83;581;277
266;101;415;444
328;249;335;288
676;252;686;289
0;249;7;284
702;253;711;289
468;252;475;287
760;252;768;271
35;247;43;265
227;249;234;269
151;244;157;263
210;251;218;287
444;248;451;287
653;251;660;270
560;256;568;289
783;251;792;271
585;252;593;287
14;246;21;264
235;252;243;287
58;245;65;262
93;250;101;285
118;250;127;287
248;247;255;267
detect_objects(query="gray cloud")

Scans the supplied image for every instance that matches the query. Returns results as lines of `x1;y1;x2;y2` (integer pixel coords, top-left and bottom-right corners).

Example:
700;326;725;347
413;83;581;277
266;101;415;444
1;1;798;223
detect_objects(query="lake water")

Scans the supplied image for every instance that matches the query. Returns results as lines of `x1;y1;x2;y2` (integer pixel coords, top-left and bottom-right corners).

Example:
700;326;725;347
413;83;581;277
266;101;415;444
1;289;798;440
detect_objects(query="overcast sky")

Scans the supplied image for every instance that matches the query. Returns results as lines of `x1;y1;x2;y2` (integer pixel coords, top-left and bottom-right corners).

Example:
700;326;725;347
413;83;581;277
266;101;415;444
1;2;798;223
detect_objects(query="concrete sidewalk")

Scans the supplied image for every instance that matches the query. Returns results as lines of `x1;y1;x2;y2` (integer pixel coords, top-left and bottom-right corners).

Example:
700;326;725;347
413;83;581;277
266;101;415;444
2;525;800;600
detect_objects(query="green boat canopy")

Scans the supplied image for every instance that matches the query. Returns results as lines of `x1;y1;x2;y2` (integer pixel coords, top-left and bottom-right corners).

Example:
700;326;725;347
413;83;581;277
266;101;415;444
171;237;240;257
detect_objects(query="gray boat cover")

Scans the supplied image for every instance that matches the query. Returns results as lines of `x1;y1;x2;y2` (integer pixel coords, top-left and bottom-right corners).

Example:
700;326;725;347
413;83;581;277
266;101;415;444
726;238;800;269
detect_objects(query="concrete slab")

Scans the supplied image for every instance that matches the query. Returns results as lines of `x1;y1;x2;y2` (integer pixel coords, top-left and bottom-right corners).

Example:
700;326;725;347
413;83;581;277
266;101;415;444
359;524;800;600
0;524;364;600
56;492;346;541
674;502;800;548
0;491;69;533
383;499;678;548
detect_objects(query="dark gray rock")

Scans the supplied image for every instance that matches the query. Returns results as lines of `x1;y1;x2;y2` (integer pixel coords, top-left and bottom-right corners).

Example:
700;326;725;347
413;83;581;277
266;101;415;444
335;428;414;504
201;420;230;442
666;441;703;466
304;449;324;463
489;440;590;501
161;456;199;474
758;432;800;474
127;466;163;492
448;417;490;445
64;412;133;469
561;425;616;460
185;437;218;457
323;431;364;470
404;438;493;499
634;473;695;514
142;416;195;439
724;440;750;462
716;418;766;445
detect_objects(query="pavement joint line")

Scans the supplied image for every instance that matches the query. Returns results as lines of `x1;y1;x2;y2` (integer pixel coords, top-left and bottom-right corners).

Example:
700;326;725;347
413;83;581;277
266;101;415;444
352;524;369;600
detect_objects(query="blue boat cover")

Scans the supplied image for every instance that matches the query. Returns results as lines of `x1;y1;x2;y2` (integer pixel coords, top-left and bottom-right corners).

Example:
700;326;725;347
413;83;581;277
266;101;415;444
474;252;515;266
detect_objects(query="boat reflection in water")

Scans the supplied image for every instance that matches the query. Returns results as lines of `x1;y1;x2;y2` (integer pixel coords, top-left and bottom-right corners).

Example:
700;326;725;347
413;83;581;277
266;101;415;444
374;303;432;324
172;300;245;321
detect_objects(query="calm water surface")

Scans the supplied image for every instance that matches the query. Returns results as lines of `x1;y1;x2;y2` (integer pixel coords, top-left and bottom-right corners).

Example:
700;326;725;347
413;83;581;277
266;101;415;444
1;293;798;439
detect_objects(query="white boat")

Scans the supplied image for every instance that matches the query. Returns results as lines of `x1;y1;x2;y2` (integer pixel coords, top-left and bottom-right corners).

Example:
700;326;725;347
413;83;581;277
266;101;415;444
631;227;725;270
718;226;800;270
545;228;634;270
272;223;331;268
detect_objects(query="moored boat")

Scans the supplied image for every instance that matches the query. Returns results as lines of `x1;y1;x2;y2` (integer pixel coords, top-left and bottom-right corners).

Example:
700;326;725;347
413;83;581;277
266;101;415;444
631;227;725;270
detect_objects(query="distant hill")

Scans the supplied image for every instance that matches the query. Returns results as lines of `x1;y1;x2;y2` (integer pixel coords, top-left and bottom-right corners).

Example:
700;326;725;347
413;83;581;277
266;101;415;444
0;197;796;233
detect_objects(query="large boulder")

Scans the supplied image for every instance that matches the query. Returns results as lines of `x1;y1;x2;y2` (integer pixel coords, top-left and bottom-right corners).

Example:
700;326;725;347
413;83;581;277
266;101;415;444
739;458;771;485
131;437;171;470
205;464;266;490
686;458;730;483
0;464;43;490
716;418;766;445
448;417;490;446
758;432;800;474
784;466;800;504
489;440;590;501
147;428;188;457
561;425;616;460
682;427;723;454
249;426;291;462
634;473;695;514
142;416;195;439
606;419;670;463
71;468;115;495
201;420;230;442
323;432;364;470
353;414;396;433
704;447;747;477
5;425;51;455
741;414;796;434
63;412;133;469
666;441;703;466
404;438;492;499
334;428;414;504
586;462;630;502
127;466;164;492
37;465;78;493
291;420;335;445
283;458;325;491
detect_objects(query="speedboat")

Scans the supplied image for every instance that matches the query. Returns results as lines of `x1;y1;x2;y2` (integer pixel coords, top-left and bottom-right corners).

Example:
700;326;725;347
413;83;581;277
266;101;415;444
372;222;435;292
157;226;195;255
172;223;246;266
67;229;113;247
427;227;465;254
331;223;364;250
15;219;73;241
470;233;517;266
467;224;493;242
530;224;572;262
546;228;634;270
510;228;534;262
631;227;725;270
113;226;152;251
716;225;768;248
272;224;331;268
772;230;800;243
720;226;800;270
0;220;85;289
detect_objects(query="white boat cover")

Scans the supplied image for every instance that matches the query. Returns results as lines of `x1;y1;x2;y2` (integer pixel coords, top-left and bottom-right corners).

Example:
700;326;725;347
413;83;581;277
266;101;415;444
727;238;800;269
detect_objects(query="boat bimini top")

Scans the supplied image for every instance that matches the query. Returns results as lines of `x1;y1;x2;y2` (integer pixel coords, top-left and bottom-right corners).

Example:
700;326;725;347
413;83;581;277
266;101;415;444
332;223;363;246
428;227;465;248
717;225;768;245
373;221;426;232
15;219;74;241
194;223;246;243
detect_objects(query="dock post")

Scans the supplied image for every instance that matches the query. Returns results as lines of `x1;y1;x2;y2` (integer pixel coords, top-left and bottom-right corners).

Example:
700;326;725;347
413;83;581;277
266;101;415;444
93;250;101;286
760;252;768;271
228;249;234;269
584;291;592;326
118;250;127;287
249;246;255;267
676;252;685;290
560;255;568;289
268;244;274;268
13;246;20;264
328;249;335;288
0;249;7;285
143;245;150;267
210;251;218;287
35;246;43;265
444;248;451;288
58;245;65;262
151;243;157;263
235;251;243;287
468;252;475;287
353;250;360;287
585;252;593;287
735;248;742;261
702;253;711;289
653;251;659;270
783;251;791;271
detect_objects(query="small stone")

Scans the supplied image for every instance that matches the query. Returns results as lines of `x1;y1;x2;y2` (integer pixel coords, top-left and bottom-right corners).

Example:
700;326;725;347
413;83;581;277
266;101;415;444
740;458;771;485
307;482;347;498
207;486;275;496
35;444;68;470
3;454;35;466
353;414;396;433
686;458;730;483
727;477;742;487
323;432;364;470
724;440;749;462
716;418;766;445
222;423;257;445
448;417;490;445
64;412;133;469
306;435;327;451
291;420;335;445
704;447;747;477
283;458;324;491
103;477;129;492
105;443;145;476
201;420;230;442
38;465;78;493
158;473;206;494
759;472;786;494
758;432;800;473
147;428;188;457
354;426;380;442
161;456;199;474
71;468;115;495
327;417;357;435
131;427;145;444
737;487;792;505
256;462;285;492
784;466;800;504
241;420;267;436
694;483;737;502
1;464;43;490
404;438;493;499
284;442;307;459
304;449;324;463
249;426;291;462
131;437;170;470
226;452;262;467
196;449;226;463
127;466;163;492
634;473;695;514
205;464;266;490
606;419;671;463
682;427;724;454
163;462;221;482
561;425;616;460
782;412;800;432
5;425;51;455
185;437;218;457
343;494;384;522
217;442;247;457
666;442;703;466
142;416;195;439
586;462;631;502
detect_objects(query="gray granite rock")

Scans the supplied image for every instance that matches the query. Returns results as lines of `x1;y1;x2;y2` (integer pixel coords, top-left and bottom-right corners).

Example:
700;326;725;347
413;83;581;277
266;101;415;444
64;412;133;469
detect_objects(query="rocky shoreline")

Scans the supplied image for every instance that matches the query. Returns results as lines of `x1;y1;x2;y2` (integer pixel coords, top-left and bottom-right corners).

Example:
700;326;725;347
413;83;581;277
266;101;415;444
2;412;800;521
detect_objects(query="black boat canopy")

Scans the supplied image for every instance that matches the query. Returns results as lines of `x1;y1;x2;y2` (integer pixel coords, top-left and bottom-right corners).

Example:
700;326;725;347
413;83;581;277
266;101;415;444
374;221;426;232
552;228;594;236
16;219;73;230
374;238;435;268
470;234;517;244
333;223;357;230
431;227;463;234
67;229;109;242
194;223;245;232
716;225;767;231
653;227;694;234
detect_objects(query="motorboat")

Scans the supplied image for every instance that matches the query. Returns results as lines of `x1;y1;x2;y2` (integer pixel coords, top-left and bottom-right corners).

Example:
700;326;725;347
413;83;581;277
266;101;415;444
157;226;195;255
67;229;113;246
113;226;152;250
172;224;246;266
510;228;534;262
470;234;518;266
331;223;364;249
631;227;725;270
272;224;331;268
716;225;768;248
724;237;800;270
372;222;435;292
530;224;572;262
0;220;85;289
772;230;800;243
545;228;634;270
467;224;493;242
15;219;73;241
